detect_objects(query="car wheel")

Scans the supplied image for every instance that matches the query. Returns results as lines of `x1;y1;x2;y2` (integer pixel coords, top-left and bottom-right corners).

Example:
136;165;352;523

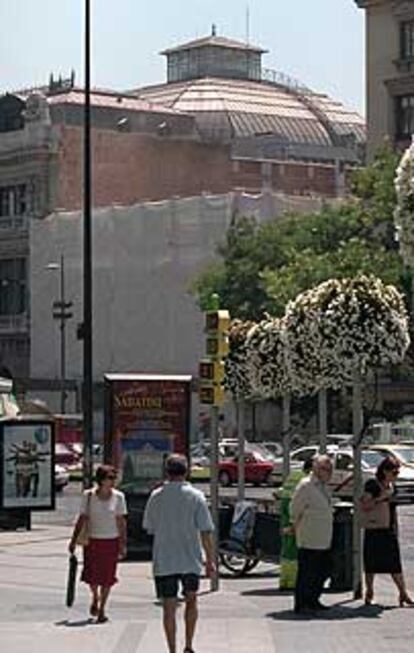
219;471;232;487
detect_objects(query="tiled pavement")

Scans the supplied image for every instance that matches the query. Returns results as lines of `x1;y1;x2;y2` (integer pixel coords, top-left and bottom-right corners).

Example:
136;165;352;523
1;525;414;652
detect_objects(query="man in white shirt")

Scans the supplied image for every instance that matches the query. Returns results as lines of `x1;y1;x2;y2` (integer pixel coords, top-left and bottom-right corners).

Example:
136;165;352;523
290;454;333;614
143;454;214;653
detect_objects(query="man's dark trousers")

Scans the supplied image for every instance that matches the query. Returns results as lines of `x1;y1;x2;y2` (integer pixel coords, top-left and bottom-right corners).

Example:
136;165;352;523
294;547;331;611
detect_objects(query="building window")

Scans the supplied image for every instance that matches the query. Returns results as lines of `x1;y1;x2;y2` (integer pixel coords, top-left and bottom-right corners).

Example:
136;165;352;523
0;259;27;315
400;21;414;60
0;184;31;217
396;95;414;138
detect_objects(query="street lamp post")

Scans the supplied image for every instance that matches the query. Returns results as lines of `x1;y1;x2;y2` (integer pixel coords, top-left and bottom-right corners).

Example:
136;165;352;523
47;255;73;414
82;0;94;488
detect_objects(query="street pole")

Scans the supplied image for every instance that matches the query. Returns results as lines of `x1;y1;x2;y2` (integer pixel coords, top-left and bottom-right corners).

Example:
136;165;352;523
282;394;291;482
352;370;363;600
237;400;245;501
209;405;220;591
82;0;93;489
50;255;73;415
59;254;66;414
318;388;327;454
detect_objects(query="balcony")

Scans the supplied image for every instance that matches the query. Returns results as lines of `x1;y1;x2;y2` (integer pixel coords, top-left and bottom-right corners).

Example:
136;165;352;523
0;314;29;334
0;215;29;233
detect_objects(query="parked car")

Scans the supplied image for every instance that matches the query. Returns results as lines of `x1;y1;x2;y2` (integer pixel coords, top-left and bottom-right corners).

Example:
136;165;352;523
55;443;80;467
218;451;275;487
365;445;414;503
328;448;378;499
368;443;414;468
258;441;283;458
54;464;69;492
272;444;339;485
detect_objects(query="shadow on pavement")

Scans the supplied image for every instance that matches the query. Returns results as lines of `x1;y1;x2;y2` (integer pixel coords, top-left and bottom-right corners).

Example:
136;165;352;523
55;618;95;628
266;604;394;621
241;587;293;597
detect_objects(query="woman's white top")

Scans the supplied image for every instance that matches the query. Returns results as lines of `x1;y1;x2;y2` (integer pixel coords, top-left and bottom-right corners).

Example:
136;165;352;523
80;488;127;539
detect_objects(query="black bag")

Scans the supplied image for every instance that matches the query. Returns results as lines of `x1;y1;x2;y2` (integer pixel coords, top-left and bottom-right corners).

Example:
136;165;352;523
66;554;78;607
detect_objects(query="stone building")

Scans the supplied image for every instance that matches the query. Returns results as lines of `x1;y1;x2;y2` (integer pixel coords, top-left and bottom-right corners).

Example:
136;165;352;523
0;32;365;384
356;0;414;158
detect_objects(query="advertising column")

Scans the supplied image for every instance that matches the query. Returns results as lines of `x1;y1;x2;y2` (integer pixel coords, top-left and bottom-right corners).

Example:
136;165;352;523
104;374;191;494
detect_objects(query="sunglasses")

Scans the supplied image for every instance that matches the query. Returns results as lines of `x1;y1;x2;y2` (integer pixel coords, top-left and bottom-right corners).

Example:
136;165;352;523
105;475;116;480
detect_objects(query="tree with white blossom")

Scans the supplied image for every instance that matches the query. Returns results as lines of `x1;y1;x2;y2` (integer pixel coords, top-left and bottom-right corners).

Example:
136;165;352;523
224;319;256;400
284;274;410;394
395;138;414;266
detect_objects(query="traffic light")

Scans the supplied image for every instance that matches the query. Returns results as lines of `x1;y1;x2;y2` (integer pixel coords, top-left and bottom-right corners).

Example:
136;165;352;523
199;359;225;385
204;310;230;359
199;383;225;406
199;308;230;407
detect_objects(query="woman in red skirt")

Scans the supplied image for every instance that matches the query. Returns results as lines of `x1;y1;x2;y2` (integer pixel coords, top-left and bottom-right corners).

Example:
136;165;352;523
69;465;127;622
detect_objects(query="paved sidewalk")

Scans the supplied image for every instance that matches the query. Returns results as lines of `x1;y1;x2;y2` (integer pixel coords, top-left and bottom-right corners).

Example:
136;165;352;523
1;525;414;652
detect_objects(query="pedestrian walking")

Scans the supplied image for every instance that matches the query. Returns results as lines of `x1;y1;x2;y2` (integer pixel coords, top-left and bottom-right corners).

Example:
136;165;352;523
68;464;127;623
290;454;333;614
360;455;413;607
143;453;215;653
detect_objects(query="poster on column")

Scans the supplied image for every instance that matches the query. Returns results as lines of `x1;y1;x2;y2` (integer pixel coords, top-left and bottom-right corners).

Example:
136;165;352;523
104;374;192;494
1;420;55;509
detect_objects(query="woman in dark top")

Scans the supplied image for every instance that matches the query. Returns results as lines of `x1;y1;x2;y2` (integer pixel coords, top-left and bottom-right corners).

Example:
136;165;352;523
360;456;413;607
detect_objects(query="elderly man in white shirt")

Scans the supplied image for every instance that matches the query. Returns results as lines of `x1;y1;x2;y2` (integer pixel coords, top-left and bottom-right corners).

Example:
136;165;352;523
290;454;333;614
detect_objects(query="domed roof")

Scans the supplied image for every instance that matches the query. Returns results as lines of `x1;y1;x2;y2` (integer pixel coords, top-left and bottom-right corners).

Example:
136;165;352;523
133;32;365;163
136;76;365;161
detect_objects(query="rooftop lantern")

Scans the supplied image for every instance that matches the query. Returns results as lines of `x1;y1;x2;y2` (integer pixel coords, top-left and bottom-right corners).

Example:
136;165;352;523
161;27;267;83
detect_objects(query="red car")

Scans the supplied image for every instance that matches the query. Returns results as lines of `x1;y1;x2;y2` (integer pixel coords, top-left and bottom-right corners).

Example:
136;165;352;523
218;451;275;487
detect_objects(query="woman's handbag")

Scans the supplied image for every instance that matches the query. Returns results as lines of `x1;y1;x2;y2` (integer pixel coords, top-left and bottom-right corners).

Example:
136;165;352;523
74;490;92;547
359;497;390;529
65;554;78;607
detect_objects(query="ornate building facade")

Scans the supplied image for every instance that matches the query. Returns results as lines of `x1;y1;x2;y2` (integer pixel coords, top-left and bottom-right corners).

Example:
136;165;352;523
0;32;365;384
356;0;414;158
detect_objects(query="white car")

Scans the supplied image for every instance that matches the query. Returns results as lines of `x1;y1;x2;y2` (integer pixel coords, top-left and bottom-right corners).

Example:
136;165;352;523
272;444;339;485
327;447;414;503
328;448;376;499
365;446;414;503
54;464;69;492
258;441;283;459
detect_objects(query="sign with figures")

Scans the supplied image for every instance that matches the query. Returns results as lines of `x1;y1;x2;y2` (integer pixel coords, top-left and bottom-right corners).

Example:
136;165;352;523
1;420;55;510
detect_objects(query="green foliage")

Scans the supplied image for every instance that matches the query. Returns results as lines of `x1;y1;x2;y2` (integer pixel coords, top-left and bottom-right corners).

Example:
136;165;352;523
191;147;407;320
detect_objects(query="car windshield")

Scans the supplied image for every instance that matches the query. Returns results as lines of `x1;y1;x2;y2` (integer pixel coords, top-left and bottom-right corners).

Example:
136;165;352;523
248;444;274;460
362;450;385;469
395;448;414;464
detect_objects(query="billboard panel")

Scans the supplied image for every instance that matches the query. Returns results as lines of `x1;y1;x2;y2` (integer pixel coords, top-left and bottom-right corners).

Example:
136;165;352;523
104;375;191;493
1;421;54;510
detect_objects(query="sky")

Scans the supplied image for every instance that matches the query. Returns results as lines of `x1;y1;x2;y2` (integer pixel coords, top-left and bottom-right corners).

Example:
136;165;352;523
0;0;365;114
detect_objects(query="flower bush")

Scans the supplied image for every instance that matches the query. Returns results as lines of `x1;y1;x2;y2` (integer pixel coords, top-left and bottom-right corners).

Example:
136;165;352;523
244;317;292;399
284;275;410;394
394;139;414;265
224;319;256;400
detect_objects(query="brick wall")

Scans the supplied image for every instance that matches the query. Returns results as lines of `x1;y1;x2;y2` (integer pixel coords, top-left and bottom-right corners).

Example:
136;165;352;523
56;126;231;210
231;159;338;197
55;126;344;210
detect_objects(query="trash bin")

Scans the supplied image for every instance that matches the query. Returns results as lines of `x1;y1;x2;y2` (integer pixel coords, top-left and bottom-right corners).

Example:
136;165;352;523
330;502;353;591
253;512;280;560
219;503;234;541
125;493;153;557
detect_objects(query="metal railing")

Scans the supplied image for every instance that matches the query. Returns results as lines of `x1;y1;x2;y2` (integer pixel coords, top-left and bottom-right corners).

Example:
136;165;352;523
0;215;29;232
0;314;29;333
